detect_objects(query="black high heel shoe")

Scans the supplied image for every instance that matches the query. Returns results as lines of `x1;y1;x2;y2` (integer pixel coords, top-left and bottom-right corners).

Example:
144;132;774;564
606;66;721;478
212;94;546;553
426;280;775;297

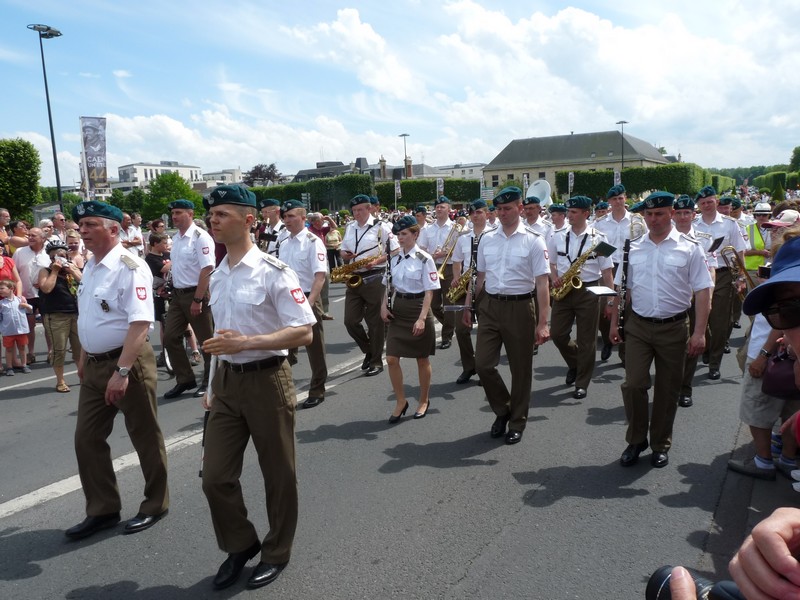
413;400;430;420
388;401;409;424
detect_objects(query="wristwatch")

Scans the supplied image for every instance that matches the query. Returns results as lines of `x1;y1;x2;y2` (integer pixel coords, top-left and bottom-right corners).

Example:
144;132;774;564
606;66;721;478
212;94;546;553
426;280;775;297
193;296;204;303
759;348;773;358
115;366;130;377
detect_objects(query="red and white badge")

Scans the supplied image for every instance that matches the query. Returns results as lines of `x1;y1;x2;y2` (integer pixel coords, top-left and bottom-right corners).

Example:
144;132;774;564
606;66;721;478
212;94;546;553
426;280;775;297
202;247;210;254
429;272;438;281
544;249;550;261
136;287;148;300
318;253;325;262
291;288;306;304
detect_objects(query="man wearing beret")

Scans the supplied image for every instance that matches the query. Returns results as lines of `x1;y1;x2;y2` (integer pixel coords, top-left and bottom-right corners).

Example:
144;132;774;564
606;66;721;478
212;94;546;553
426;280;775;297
163;198;216;399
547;195;614;399
414;205;430;231
419;196;458;349
277;199;329;408
594;183;643;362
465;187;551;445
547;203;567;233
610;192;713;468
65;201;169;540
256;198;286;255
200;187;316;590
693;186;747;379
522;194;554;242
340;194;398;376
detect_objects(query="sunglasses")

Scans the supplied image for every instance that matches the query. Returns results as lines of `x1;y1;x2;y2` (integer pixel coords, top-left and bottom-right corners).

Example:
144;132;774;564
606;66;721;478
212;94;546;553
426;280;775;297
763;299;800;330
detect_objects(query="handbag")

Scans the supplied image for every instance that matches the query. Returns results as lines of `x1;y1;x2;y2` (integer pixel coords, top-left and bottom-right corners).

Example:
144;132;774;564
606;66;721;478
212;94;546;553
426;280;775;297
761;352;799;399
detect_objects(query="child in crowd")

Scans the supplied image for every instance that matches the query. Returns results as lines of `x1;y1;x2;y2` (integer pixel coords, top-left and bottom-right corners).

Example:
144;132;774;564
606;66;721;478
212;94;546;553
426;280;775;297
0;279;33;375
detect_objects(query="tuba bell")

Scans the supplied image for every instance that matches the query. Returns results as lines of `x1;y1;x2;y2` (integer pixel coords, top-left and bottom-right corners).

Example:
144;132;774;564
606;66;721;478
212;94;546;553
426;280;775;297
525;179;552;208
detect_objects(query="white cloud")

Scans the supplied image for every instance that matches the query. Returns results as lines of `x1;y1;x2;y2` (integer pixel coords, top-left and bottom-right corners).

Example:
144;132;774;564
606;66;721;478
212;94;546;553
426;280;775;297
112;69;132;78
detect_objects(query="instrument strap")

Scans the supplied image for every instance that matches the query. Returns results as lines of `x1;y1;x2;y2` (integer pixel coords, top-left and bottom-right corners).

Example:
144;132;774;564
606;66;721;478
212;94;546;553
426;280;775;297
353;222;376;254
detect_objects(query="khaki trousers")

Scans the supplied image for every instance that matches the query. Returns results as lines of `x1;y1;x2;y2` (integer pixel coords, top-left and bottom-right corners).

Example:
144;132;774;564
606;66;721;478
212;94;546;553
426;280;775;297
343;279;386;369
75;344;169;516
164;290;214;387
202;360;297;563
430;263;454;343
706;268;733;370
475;296;536;432
454;292;484;373
550;284;601;389
288;297;327;398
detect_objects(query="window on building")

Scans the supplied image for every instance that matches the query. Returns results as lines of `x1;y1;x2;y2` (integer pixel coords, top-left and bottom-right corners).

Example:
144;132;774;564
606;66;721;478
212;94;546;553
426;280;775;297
469;169;473;174
590;152;596;158
507;173;514;181
492;175;499;187
538;172;546;179
608;151;614;156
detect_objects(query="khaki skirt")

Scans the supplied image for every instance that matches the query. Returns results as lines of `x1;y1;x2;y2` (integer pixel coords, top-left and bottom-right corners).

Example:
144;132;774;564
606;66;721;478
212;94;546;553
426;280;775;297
386;295;436;358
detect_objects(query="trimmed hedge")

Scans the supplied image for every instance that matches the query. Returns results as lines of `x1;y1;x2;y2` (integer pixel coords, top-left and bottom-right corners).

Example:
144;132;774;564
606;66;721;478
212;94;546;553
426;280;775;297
554;163;712;199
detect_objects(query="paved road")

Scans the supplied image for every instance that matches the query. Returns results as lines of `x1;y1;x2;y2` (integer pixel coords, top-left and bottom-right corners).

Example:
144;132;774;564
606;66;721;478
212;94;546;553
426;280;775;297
0;286;790;599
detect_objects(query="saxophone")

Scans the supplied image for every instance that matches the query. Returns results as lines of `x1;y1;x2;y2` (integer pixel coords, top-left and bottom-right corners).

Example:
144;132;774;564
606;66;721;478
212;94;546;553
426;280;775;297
446;267;472;303
551;243;598;301
330;256;380;285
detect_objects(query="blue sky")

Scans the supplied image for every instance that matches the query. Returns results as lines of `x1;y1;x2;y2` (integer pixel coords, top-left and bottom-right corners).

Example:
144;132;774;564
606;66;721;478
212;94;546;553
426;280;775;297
3;0;799;188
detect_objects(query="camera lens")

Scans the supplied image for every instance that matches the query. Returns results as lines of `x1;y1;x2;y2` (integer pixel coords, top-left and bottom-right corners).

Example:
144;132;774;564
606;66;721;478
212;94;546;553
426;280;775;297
646;565;715;600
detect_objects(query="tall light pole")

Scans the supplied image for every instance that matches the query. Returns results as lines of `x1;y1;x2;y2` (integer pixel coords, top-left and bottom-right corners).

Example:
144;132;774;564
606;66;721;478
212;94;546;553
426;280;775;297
28;24;63;208
615;120;628;174
398;133;409;179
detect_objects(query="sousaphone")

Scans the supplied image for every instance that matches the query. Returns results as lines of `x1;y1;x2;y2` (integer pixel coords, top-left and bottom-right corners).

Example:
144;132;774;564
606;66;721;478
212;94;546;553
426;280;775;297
526;179;552;208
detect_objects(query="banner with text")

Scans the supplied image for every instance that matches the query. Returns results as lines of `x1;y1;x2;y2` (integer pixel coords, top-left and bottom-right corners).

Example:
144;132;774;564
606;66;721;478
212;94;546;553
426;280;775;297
80;116;107;190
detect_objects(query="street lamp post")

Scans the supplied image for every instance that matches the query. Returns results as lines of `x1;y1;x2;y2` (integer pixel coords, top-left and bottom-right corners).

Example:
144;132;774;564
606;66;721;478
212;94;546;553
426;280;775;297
28;24;63;208
615;120;628;174
398;133;409;179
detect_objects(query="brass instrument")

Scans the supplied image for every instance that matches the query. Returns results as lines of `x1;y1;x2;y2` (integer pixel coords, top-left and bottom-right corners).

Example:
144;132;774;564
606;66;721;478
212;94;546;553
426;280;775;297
446;267;472;303
551;243;599;301
630;213;646;239
720;245;755;301
331;256;380;287
526;179;552;208
436;223;465;279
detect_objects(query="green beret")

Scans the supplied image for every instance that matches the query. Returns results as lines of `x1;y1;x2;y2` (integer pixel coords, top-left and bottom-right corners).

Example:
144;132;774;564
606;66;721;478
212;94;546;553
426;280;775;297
350;194;371;207
258;198;280;209
595;201;609;210
469;199;488;212
565;196;592;210
548;203;567;213
167;199;195;210
281;199;304;214
392;215;417;234
522;195;542;205
732;197;742;209
695;185;717;200
718;195;734;206
606;184;626;199
643;191;675;209
208;185;256;208
72;200;123;224
488;204;496;212
369;195;380;205
494;186;522;204
414;205;427;214
674;195;695;210
630;200;646;214
434;195;450;206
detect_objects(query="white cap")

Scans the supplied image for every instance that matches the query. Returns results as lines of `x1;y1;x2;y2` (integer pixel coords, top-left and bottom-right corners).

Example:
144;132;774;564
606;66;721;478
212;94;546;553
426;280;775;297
753;202;773;214
764;209;800;228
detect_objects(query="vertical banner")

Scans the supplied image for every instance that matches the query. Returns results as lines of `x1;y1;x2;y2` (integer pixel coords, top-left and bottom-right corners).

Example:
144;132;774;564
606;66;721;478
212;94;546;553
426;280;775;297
436;177;444;196
523;173;529;197
614;170;621;186
80;117;107;191
568;171;574;195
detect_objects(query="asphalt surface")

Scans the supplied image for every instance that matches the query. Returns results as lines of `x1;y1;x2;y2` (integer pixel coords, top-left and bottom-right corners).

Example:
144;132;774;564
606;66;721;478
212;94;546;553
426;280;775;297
0;287;795;599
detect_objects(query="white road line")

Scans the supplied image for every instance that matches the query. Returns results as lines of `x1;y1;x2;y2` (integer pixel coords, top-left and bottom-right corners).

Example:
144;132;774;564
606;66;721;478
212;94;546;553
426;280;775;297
0;356;365;520
0;369;77;392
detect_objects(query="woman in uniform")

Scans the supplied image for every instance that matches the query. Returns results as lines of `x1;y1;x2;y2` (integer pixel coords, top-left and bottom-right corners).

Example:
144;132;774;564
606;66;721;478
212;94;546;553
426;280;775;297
380;215;440;423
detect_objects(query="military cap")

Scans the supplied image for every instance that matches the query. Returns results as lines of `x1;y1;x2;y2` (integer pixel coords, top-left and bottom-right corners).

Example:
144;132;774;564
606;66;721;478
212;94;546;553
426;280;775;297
488;204;496;212
674;195;695;211
392;215;418;234
469;199;488;213
258;197;280;209
350;194;372;207
45;240;70;254
695;185;717;200
522;194;542;206
281;199;305;214
434;195;450;206
565;196;592;210
207;184;256;208
643;191;675;209
731;197;742;209
606;184;626;199
548;203;567;213
167;198;195;210
72;200;124;224
718;195;734;206
369;195;380;205
494;186;522;204
595;201;609;210
414;205;428;214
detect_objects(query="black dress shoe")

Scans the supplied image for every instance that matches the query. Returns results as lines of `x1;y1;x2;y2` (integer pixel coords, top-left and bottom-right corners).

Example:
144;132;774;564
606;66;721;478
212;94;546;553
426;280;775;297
439;340;452;350
732;321;741;329
65;513;121;540
651;451;669;468
123;510;167;535
388;401;409;424
456;369;475;384
505;430;523;445
678;395;693;407
301;396;324;409
573;388;587;399
601;343;612;361
365;366;383;377
490;415;510;438
193;386;207;398
361;353;372;370
164;382;196;399
708;369;721;380
533;345;538;356
565;368;577;386
413;401;430;419
213;541;261;590
620;440;649;467
247;561;287;589
723;342;731;354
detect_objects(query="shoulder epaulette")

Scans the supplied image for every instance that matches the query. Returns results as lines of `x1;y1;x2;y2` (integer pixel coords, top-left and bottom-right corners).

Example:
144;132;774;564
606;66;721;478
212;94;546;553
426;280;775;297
415;251;428;263
120;254;140;269
523;225;542;237
680;233;701;245
261;253;288;269
695;231;713;240
722;215;737;222
306;232;317;241
193;228;203;238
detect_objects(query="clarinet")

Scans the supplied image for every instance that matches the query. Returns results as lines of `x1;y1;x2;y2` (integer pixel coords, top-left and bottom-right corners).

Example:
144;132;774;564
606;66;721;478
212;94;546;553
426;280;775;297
384;236;394;314
469;235;478;324
617;238;631;341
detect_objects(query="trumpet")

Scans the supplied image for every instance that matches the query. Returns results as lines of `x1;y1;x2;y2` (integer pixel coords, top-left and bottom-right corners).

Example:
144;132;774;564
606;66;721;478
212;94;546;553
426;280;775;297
720;245;754;300
436;223;465;279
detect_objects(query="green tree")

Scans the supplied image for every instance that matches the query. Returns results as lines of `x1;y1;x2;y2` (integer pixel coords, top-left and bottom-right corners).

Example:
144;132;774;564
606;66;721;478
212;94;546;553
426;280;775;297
60;193;83;219
127;188;149;215
243;163;281;186
144;172;202;221
790;147;800;173
0;138;42;219
109;188;126;210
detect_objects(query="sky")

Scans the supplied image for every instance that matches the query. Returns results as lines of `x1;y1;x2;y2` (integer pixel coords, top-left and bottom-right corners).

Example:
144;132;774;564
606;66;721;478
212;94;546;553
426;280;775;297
2;0;799;188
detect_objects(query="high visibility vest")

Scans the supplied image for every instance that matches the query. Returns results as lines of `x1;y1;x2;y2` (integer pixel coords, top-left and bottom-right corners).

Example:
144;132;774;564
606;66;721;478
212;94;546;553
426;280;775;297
744;224;766;271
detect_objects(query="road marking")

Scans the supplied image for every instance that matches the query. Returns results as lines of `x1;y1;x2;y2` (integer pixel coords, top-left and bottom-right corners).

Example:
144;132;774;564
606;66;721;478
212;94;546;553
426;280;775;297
0;355;365;520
